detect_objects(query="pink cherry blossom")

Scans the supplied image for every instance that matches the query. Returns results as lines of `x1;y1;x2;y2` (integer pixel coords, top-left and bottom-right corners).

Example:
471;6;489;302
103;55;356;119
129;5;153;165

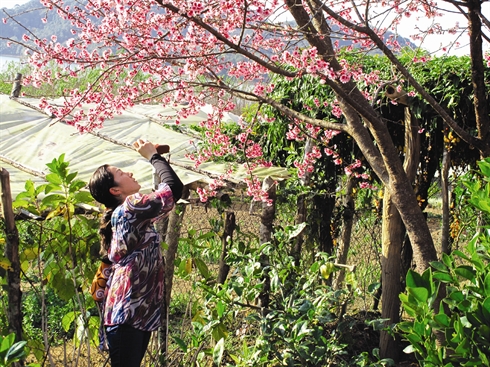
7;0;481;206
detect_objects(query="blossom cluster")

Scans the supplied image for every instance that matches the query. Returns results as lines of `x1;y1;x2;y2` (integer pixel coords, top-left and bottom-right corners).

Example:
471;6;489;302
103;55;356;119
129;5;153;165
4;0;463;205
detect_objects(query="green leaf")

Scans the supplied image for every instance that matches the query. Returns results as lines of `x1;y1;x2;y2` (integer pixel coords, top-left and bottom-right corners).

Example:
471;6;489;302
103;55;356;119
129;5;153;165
213;338;225;366
442;253;454;269
368;282;381;293
454;265;476;282
449;290;465;302
482;297;490;323
484;274;490;296
406;269;432;292
434;313;450;328
0;333;15;355
431;261;449;273
194;258;210;279
66;172;77;184
172;336;187;352
42;194;65;206
62;311;76;332
73;190;94;205
454;336;470;355
406;333;423;345
408;287;429;304
45;172;62;185
453;250;471;262
211;323;228;344
216;300;226;318
478;159;490;179
433;272;454;283
5;340;27;362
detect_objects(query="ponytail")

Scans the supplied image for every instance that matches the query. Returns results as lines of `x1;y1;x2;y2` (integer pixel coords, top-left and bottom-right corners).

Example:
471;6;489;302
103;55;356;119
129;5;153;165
89;164;122;257
99;208;114;257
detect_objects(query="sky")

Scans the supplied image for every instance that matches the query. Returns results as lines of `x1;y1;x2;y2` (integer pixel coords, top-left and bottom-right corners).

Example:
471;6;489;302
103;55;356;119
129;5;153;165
2;0;30;7
2;0;488;56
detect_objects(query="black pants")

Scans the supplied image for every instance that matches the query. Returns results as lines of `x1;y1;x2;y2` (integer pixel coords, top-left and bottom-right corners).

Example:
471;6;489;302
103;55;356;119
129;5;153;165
106;324;151;367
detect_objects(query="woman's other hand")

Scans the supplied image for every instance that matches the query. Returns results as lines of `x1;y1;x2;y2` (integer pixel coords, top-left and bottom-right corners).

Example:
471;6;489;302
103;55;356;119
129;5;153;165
133;139;158;160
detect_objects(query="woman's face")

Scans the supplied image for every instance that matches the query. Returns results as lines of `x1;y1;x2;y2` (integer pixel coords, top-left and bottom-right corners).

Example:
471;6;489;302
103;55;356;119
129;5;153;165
108;166;141;199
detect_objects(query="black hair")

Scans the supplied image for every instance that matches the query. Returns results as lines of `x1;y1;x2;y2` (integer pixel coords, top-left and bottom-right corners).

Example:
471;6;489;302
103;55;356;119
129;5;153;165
88;165;122;257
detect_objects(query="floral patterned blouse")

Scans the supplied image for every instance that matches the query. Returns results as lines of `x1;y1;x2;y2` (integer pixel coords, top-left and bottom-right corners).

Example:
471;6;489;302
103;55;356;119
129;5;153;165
104;182;175;331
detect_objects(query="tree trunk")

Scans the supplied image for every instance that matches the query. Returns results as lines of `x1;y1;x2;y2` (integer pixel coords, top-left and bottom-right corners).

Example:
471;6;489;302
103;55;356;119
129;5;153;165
379;108;420;361
441;144;451;255
217;211;236;284
291;139;313;266
467;0;490;144
160;186;188;365
10;73;22;98
0;169;23;342
380;193;403;362
333;175;355;290
314;194;336;255
257;176;276;315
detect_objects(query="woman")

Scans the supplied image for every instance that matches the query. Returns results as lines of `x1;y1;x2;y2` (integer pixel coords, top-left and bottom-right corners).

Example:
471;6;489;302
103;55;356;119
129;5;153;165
89;139;183;367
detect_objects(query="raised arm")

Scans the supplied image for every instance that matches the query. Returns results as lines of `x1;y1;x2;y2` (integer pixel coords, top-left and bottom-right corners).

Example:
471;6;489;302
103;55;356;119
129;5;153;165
133;138;184;200
150;154;183;200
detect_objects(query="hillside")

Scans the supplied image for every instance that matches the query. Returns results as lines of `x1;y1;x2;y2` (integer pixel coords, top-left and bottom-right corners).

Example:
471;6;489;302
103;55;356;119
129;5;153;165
0;0;416;56
1;0;77;55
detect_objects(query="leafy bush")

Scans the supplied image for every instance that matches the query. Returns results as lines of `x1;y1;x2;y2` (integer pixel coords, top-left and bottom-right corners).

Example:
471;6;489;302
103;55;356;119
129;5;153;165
22;288;75;344
398;157;490;366
173;222;390;366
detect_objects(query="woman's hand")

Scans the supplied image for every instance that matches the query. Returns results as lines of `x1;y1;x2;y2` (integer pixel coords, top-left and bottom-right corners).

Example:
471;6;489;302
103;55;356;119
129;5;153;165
133;139;158;160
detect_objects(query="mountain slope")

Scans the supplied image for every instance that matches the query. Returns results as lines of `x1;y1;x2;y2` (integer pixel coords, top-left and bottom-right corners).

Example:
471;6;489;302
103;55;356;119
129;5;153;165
1;0;415;56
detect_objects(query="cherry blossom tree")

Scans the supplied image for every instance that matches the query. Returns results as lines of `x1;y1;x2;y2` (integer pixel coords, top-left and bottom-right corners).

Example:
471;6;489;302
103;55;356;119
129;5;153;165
3;0;489;361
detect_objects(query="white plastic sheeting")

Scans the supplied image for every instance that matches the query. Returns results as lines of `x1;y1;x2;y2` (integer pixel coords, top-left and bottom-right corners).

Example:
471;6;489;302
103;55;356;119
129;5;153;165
0;95;288;198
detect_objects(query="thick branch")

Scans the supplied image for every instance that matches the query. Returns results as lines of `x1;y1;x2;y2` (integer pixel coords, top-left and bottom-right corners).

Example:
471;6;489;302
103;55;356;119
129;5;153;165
316;0;490;156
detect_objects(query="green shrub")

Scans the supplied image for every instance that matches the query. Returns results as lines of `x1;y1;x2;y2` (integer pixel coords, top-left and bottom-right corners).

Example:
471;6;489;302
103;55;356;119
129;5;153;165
22;288;75;344
398;157;490;366
174;222;389;366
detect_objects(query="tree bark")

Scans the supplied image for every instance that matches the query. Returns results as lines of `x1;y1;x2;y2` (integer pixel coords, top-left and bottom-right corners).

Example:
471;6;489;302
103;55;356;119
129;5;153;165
441;144;451;255
380;193;403;362
160;185;188;365
217;211;235;284
467;0;490;144
333;175;355;290
291;139;313;266
257;176;276;315
379;108;420;361
0;169;23;342
10;73;22;98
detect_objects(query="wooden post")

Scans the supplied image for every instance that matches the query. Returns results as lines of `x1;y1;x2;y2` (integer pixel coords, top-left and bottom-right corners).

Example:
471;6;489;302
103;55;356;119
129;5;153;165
10;73;22;98
0;168;23;342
